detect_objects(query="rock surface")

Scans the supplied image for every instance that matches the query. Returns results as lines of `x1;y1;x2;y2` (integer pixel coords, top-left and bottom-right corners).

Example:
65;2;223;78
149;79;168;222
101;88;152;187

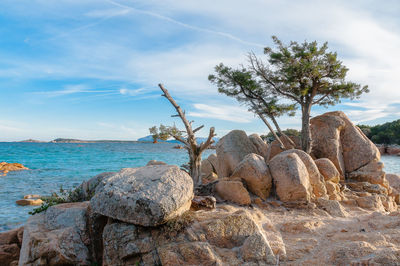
216;130;257;177
311;111;380;176
19;202;91;265
215;180;251;205
91;165;193;226
315;158;340;183
231;153;272;200
0;227;23;266
0;162;28;176
269;152;313;202
281;149;328;199
248;133;268;158
16;198;43;206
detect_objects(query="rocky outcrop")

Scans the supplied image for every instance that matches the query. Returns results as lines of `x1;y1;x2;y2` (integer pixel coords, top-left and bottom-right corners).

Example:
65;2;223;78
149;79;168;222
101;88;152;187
269;152;313;202
248;133;268;158
216;130;257;178
231;153;272;200
311;111;380;177
16;198;43;206
19;202;91;265
0;162;28;176
91;165;193;226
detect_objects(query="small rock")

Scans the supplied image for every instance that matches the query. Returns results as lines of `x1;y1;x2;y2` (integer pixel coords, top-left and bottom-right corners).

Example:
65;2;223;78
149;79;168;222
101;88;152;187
146;160;167;166
191;196;216;211
315;158;341;183
16;199;43;206
23;194;41;199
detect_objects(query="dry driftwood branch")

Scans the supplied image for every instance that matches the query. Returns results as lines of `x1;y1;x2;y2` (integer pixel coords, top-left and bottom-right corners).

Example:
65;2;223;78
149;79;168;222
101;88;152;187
158;83;216;186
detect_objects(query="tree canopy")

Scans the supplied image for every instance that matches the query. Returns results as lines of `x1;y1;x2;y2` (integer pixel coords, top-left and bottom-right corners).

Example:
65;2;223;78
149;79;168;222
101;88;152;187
359;120;400;145
210;36;369;153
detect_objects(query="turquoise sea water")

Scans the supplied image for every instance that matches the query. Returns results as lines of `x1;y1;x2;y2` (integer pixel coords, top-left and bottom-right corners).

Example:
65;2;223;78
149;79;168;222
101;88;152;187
0;142;215;232
0;143;399;232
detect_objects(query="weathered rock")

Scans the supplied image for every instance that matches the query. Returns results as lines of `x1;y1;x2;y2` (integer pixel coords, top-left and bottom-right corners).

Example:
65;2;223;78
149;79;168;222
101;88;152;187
311;111;380;176
266;135;299;161
347;160;387;188
0;226;23;265
71;172;115;202
269;152;313;202
19;202;91;265
91;165;193;226
215;180;251;205
0;243;20;265
202;172;218;184
248;133;269;158
200;158;213;177
146;160;167;166
316;198;348;217
346;182;388;195
386;173;400;191
0;162;28;175
206;154;219;174
23;194;40;199
16;198;43;206
102;222;153;265
315;158;341;183
240;233;275;264
281;149;328;199
216;130;257;177
231;153;272;200
386;145;400;155
325;181;343;200
356;195;385;211
191;196;216;211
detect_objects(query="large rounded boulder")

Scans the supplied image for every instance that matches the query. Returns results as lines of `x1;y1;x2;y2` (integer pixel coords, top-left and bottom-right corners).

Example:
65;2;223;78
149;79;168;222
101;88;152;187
311;111;380;176
269;152;313;202
90;165;193;226
231;153;272;200
280;149;328;199
216;130;257;178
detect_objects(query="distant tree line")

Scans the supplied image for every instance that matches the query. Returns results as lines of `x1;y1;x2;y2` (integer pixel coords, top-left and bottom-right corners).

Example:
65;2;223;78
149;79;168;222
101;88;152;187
358;120;400;145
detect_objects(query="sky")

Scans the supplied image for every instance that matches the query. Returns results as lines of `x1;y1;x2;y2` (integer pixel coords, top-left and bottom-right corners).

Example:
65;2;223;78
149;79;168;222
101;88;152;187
0;0;399;141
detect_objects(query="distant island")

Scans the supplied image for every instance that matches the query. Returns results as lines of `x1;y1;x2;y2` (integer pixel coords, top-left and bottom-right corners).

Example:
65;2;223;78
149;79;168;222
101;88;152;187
15;136;220;144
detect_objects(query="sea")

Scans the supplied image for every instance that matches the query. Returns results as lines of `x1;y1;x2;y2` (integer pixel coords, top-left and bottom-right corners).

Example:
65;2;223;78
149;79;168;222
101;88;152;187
0;142;215;232
0;142;399;232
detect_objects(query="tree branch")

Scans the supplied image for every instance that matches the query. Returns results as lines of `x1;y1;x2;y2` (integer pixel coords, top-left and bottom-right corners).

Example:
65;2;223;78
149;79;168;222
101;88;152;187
159;84;196;144
193;125;204;133
199;127;216;152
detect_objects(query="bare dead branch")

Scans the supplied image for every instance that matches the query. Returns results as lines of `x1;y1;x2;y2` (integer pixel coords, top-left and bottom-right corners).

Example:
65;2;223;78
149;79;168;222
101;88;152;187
193;125;204;133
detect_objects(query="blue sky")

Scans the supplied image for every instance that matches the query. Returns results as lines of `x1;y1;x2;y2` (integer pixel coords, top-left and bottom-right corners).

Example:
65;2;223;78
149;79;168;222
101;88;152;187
0;0;399;141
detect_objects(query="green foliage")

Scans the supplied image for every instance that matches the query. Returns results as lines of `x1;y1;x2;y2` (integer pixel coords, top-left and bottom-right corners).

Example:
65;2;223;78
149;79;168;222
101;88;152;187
29;185;80;215
262;128;300;142
149;124;182;142
208;63;296;119
210;36;369;152
261;36;369;107
358;120;400;145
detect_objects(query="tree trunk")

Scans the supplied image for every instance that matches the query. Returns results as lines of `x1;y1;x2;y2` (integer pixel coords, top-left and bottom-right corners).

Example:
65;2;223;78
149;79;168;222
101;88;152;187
257;113;285;149
270;115;295;147
301;104;312;154
189;150;202;187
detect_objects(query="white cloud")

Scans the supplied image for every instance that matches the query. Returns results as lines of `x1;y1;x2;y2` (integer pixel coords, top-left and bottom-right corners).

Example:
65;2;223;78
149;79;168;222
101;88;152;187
189;103;254;123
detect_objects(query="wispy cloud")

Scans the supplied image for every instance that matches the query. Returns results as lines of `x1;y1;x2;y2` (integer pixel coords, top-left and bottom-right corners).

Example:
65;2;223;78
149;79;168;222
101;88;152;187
105;0;264;48
189;103;254;123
